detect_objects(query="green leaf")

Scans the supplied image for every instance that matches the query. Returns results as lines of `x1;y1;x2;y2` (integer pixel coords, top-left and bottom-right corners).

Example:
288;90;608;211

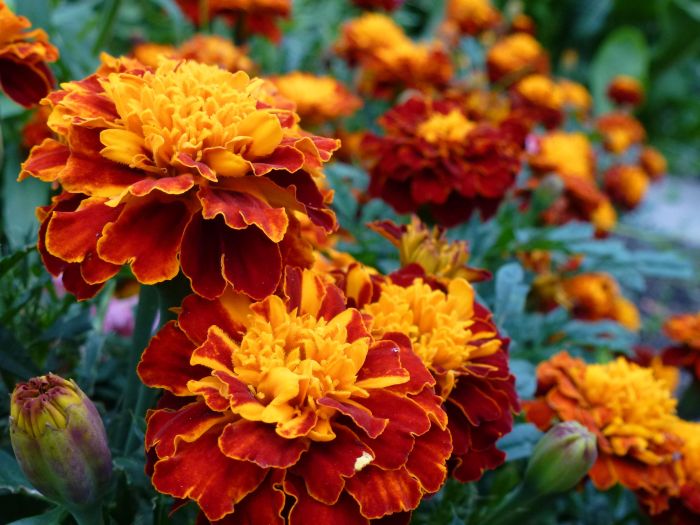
591;26;649;114
6;507;66;525
494;263;528;334
0;449;39;496
510;358;537;399
498;423;543;462
674;0;700;21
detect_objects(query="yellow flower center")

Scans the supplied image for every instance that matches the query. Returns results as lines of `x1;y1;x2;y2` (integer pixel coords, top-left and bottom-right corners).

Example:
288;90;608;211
536;132;594;180
98;60;284;177
417;109;475;144
364;278;500;375
228;296;402;441
583;358;677;464
397;218;470;279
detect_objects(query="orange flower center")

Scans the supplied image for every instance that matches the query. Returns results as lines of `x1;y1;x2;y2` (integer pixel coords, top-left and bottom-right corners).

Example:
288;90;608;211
417;109;475;144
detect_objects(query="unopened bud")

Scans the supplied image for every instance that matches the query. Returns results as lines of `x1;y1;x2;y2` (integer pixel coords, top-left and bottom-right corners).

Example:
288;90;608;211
524;421;597;495
9;373;112;509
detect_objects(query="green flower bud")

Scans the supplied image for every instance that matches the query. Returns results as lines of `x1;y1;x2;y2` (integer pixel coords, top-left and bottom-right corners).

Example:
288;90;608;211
9;373;112;509
524;421;597;495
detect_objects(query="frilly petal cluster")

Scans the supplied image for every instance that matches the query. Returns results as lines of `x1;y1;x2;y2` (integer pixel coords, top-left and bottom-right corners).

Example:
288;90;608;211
270;72;361;125
443;0;501;38
335;13;453;97
21;57;338;300
659;419;700;524
363;95;524;226
486;32;549;85
607;75;644;107
138;268;451;523
661;312;700;380
133;34;255;73
0;0;59;107
525;352;683;514
604;165;650;210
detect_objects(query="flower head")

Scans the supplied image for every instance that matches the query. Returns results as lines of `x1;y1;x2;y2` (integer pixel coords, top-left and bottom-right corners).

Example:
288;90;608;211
21;57;337;300
10;374;112;508
486;32;549;85
661;419;700;522
596;112;646;154
443;0;501;37
640;146;667;181
529;131;595;181
362;273;519;482
661;312;700;380
511;74;563;128
604;165;649;210
271;72;361;125
363;95;523;226
607;75;644;107
558;79;592;116
352;0;405;10
138;268;450;522
524;353;683;514
0;0;58;107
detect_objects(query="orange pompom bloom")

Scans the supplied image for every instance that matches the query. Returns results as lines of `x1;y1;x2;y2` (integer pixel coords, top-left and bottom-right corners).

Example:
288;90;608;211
21;58;338;300
561;272;639;330
640;146;667;181
363;95;523;226
596;112;646;154
486;32;549;85
138;268;451;523
604;165;650;210
558;79;592;117
336;13;453;97
529;131;595;181
511;74;563;128
525;353;683;514
362;272;519;483
444;0;501;37
662;312;700;380
607;75;644;107
660;419;700;524
0;0;58;107
271;72;361;125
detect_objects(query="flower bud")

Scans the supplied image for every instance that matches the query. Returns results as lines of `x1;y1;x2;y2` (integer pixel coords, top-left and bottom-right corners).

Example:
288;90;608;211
9;373;112;509
524;421;597;495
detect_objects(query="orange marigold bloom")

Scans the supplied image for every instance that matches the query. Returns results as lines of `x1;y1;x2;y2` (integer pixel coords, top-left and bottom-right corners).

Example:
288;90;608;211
525;353;683;514
0;0;58;107
369;217;490;283
640;146;667;181
444;0;501;37
21;104;52;150
511;74;563;128
662;312;700;380
558;79;592;117
607;75;644;107
486;32;549;85
604;165;650;210
138;268;451;523
529;131;595;181
335;13;453;97
597;112;646;154
176;0;290;41
660;419;700;524
510;13;536;35
271;72;361;125
352;0;404;10
361;273;519;483
363;95;523;226
133;35;255;73
561;272;639;330
21;58;338;300
628;347;680;394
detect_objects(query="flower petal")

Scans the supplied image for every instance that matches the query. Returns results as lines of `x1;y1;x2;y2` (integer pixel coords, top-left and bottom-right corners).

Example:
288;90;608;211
285;475;369;525
345;466;422;519
19;139;68;182
222;225;282;300
219;419;309;468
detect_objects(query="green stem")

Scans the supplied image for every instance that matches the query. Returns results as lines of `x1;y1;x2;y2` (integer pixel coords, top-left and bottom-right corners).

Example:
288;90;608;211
92;0;123;55
480;485;541;525
115;285;159;455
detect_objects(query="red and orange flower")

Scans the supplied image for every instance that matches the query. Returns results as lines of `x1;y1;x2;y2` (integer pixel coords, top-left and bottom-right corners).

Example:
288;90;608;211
596;112;646;154
660;419;700;524
352;0;404;10
363;95;523;226
0;0;58;107
525;353;683;514
21;57;338;300
607;75;644;107
661;312;700;380
486;32;549;85
443;0;501;38
138;268;451;523
603;165;650;210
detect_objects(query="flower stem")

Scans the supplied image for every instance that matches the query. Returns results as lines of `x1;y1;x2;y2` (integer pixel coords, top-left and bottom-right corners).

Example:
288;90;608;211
480;485;541;525
92;0;122;55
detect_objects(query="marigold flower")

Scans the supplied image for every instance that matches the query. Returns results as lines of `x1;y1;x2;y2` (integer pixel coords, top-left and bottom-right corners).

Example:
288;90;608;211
510;13;536;35
561;272;639;330
443;0;501;37
21;58;338;300
271;72;361;125
524;353;683;514
512;74;563;128
21;104;52;150
597;112;646;154
362;273;519;482
660;419;700;523
558;79;592;116
529;131;595;181
486;32;549;85
607;75;644;107
662;312;700;380
176;0;290;41
352;0;404;10
0;0;58;107
335;13;453;97
628;347;680;394
604;165;650;210
369;217;490;283
138;268;451;523
363;95;523;226
640;146;667;181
